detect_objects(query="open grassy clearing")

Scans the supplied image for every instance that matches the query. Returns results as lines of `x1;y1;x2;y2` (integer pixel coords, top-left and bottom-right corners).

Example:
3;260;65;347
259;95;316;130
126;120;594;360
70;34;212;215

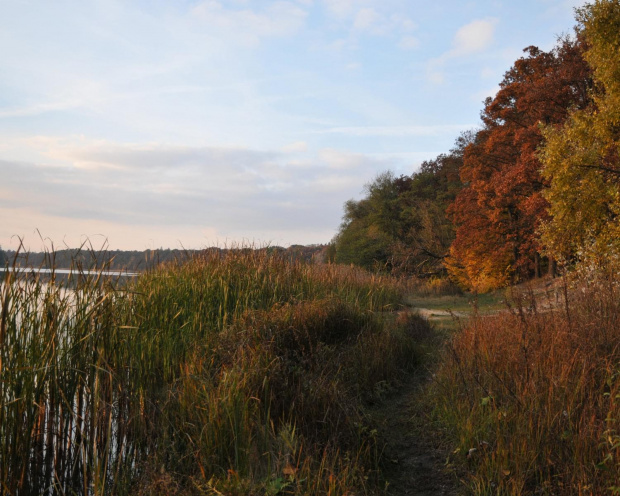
405;292;504;315
404;276;568;333
403;282;505;333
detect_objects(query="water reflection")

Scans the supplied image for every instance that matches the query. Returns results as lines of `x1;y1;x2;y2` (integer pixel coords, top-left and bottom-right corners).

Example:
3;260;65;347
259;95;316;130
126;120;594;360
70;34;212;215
0;267;138;276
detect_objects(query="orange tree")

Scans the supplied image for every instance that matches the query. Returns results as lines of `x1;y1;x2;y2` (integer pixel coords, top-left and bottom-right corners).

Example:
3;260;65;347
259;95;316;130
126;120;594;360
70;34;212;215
447;39;591;291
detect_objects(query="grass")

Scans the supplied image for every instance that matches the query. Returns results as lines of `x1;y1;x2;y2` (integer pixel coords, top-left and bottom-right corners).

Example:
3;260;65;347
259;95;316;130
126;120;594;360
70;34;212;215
431;273;620;494
0;247;421;495
403;278;505;334
405;292;504;314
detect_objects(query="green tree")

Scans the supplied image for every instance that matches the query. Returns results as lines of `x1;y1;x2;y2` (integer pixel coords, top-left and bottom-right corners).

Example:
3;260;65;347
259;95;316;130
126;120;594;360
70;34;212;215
540;0;620;264
333;172;397;270
333;135;467;275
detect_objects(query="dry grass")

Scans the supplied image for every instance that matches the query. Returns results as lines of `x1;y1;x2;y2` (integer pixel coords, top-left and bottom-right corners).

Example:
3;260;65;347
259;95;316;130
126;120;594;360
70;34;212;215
432;273;620;494
406;276;463;298
0;247;417;495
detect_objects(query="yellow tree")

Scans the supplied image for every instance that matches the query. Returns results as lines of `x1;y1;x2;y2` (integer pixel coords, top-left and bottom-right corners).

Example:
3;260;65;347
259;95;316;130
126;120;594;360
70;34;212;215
540;0;620;264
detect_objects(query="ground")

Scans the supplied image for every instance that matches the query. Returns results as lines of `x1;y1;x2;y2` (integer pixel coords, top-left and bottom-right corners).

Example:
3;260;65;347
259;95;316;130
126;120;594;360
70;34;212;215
372;279;564;494
372;288;511;495
373;365;463;495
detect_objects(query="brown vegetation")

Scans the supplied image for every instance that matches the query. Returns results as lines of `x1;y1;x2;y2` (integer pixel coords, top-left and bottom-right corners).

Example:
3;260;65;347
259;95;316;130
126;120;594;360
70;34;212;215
433;274;620;494
0;248;421;495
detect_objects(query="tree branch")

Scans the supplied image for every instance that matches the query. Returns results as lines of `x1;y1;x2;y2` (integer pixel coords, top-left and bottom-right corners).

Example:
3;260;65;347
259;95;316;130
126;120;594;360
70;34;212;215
577;164;620;176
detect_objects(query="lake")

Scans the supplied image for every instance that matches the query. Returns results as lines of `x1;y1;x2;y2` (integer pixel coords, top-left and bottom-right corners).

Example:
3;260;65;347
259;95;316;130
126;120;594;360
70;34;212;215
0;267;138;277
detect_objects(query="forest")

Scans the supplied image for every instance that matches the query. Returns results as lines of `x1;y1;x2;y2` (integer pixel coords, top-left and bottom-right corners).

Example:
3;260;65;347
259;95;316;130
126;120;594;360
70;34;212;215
0;244;329;272
332;0;619;292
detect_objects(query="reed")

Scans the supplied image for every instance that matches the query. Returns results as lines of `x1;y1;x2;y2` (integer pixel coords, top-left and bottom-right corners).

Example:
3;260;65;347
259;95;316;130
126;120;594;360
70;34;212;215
0;247;413;495
432;274;620;494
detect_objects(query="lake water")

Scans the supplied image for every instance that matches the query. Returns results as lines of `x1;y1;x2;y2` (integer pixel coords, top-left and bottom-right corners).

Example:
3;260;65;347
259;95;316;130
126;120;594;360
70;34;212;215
0;267;138;277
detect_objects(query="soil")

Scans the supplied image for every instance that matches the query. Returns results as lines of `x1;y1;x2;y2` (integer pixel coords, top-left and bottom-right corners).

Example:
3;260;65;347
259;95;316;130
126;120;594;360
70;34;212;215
414;308;467;319
371;320;464;495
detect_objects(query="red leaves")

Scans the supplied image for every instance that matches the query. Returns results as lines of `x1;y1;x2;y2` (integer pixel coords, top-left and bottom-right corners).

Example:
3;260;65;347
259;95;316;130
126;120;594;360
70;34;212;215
447;39;592;289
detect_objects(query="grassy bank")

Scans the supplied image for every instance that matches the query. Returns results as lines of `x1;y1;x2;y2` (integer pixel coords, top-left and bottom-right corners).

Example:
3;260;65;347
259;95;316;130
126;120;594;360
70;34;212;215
0;249;424;495
432;275;620;494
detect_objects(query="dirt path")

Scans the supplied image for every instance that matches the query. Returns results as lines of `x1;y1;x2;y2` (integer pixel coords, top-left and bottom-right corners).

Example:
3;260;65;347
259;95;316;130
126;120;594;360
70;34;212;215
372;316;464;496
414;308;467;320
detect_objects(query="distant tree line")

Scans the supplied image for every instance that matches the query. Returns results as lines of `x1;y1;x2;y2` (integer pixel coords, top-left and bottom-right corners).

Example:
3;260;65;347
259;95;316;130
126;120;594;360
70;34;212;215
4;245;330;272
332;0;619;291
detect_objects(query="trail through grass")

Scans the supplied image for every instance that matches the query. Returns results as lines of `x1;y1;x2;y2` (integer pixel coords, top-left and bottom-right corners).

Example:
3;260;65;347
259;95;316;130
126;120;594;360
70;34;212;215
370;312;463;496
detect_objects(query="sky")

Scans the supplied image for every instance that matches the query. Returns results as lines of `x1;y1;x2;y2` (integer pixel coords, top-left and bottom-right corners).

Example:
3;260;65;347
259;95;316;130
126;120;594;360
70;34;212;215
0;0;587;251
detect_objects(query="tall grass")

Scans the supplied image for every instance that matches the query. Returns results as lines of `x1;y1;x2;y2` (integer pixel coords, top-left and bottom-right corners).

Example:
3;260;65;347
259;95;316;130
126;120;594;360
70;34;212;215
433;274;620;494
0;248;415;495
406;276;463;298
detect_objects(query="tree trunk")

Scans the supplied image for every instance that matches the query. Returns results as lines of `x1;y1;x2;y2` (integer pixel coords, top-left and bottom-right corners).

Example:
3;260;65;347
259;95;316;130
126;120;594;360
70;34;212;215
548;256;556;277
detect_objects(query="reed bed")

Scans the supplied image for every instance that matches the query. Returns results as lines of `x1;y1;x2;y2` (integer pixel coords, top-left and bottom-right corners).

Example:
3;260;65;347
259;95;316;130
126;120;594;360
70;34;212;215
432;275;620;494
0;248;416;495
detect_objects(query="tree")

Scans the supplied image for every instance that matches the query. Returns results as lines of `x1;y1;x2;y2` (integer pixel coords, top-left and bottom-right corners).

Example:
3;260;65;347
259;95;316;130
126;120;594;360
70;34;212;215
389;136;467;275
540;0;620;265
333;172;399;270
333;135;467;275
447;38;592;290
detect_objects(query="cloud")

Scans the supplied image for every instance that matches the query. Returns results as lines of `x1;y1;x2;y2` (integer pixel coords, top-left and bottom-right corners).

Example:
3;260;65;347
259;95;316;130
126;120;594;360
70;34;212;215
427;18;498;84
190;1;307;45
451;18;498;57
353;7;380;31
426;70;445;85
317;124;474;137
0;99;85;118
319;148;377;170
397;15;416;32
323;0;357;18
281;141;308;153
398;35;419;50
321;1;416;44
0;138;402;249
48;142;278;172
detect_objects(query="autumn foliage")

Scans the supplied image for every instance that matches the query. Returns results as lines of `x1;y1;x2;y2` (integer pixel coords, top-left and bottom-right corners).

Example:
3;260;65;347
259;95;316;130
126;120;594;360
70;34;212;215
332;137;465;277
333;0;618;292
540;0;620;265
447;40;591;290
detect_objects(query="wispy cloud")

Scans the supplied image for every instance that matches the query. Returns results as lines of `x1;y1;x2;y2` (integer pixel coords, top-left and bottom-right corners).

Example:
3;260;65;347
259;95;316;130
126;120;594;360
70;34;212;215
317;124;475;137
427;18;499;84
353;8;380;32
0;100;85;118
398;35;420;50
190;1;308;45
450;19;498;57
